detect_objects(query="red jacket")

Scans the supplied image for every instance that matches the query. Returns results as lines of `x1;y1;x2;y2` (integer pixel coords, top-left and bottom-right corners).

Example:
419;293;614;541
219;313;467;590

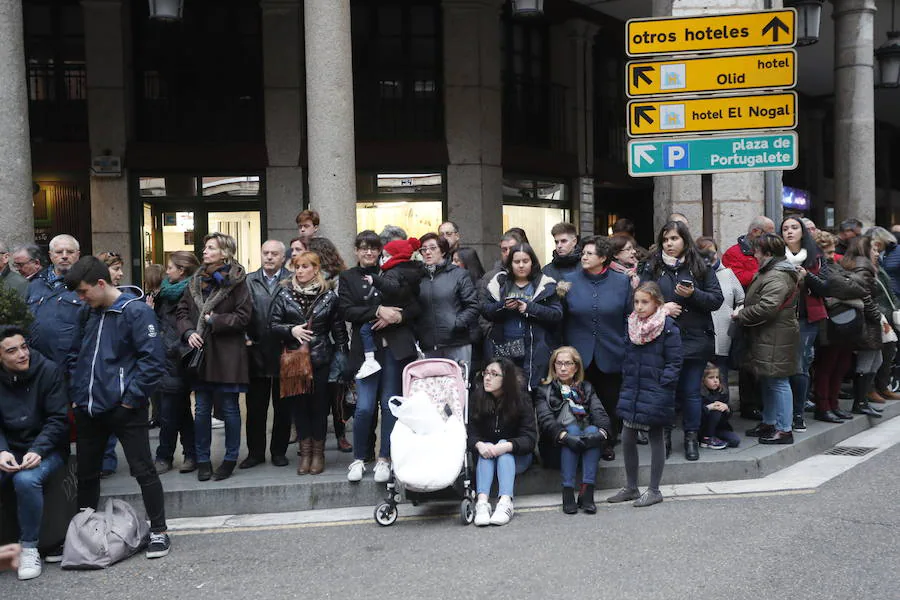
722;237;758;289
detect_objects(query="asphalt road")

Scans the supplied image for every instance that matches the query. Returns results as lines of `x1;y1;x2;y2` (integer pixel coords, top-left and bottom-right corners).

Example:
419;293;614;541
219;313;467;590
4;444;900;600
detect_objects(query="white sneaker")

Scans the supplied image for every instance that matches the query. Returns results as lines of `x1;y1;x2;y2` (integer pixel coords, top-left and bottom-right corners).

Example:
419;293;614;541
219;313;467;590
211;417;225;429
18;547;42;581
474;501;492;527
347;459;365;482
489;497;514;526
373;460;391;483
355;358;382;380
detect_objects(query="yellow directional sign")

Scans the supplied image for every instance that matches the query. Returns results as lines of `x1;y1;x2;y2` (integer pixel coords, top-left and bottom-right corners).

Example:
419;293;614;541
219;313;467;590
626;9;796;57
627;51;797;98
627;92;797;137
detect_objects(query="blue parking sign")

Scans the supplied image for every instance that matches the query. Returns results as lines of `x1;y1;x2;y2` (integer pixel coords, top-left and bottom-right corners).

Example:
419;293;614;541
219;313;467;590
663;143;689;170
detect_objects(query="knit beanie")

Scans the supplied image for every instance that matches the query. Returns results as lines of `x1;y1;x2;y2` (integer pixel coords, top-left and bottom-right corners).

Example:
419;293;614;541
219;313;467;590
381;237;421;271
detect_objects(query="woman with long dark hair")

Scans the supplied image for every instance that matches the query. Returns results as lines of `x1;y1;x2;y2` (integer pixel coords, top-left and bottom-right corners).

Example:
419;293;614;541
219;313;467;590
640;221;723;460
153;251;201;474
468;358;537;527
482;243;562;390
176;233;252;482
781;216;828;432
452;247;486;284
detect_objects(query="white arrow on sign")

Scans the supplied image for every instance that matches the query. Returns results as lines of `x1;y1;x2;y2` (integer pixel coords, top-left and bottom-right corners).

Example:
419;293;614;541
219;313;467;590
633;144;657;167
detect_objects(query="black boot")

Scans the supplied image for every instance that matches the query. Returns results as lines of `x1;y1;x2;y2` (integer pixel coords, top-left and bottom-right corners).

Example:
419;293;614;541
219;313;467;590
213;460;237;481
562;486;577;514
684;431;700;461
664;427;672;459
852;373;883;418
578;484;597;514
197;461;213;482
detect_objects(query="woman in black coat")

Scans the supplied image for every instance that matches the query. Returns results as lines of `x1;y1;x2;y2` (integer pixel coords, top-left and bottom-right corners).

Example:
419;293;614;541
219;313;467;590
534;346;610;515
271;251;349;476
468;358;536;527
640;221;723;461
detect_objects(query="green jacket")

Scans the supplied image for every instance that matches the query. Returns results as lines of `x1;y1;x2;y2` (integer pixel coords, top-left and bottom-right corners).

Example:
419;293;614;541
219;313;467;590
738;257;799;378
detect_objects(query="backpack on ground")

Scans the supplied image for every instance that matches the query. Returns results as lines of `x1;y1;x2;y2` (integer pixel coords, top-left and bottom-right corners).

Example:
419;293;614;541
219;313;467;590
61;499;149;569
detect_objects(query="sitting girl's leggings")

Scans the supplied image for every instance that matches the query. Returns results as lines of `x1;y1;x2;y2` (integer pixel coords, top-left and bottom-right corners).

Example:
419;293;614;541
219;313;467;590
622;425;665;492
475;439;533;497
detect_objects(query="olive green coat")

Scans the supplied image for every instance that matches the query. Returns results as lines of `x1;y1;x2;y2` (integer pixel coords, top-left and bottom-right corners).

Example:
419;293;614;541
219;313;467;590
738;257;800;378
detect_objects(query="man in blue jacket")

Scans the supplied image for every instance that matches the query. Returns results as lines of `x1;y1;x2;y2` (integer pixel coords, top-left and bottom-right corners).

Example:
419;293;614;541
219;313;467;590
64;257;171;559
0;326;70;580
25;234;85;366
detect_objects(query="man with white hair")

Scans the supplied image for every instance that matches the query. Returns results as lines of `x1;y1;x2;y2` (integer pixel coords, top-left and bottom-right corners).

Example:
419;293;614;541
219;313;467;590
0;241;28;298
240;240;292;469
25;235;84;365
721;216;775;289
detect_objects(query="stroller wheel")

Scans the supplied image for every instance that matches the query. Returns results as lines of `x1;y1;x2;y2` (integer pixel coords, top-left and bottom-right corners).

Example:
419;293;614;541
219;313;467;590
374;502;398;526
460;499;474;525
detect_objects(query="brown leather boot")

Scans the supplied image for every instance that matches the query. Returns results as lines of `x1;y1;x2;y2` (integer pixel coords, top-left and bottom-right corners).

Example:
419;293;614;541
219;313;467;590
880;389;900;400
309;440;326;475
297;438;313;475
868;389;887;404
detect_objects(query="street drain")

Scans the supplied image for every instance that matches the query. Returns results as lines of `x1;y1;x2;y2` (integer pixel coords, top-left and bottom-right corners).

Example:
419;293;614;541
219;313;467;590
824;446;877;457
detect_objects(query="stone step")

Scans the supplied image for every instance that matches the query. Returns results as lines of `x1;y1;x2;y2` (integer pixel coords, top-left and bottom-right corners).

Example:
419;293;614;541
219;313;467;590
99;400;900;519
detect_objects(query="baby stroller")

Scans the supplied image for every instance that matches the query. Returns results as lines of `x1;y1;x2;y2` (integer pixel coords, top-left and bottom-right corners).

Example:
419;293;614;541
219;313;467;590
373;358;474;526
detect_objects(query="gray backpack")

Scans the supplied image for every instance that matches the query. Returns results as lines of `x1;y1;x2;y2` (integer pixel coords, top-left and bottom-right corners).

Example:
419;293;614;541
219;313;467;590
61;499;150;569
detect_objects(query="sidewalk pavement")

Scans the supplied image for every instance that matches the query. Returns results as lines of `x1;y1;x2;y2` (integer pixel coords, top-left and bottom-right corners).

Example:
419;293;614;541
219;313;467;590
99;398;900;519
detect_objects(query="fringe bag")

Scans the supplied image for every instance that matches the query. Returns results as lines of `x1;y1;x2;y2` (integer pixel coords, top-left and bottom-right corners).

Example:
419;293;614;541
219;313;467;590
280;340;313;398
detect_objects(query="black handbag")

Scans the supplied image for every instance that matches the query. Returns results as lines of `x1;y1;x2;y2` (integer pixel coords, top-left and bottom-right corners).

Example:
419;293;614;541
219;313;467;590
180;346;205;377
828;305;863;338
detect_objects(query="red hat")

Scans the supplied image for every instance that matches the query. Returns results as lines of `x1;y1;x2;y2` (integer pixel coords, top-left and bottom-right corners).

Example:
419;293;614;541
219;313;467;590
382;237;420;270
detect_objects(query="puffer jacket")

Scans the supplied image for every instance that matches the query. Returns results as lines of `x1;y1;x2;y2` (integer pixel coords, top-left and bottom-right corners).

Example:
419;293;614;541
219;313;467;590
270;280;349;368
416;259;480;351
722;235;758;289
176;263;253;386
482;272;562;390
883;243;900;298
26;267;86;366
640;254;724;362
69;287;167;415
846;257;883;351
533;380;611;442
246;268;292;378
737;257;800;378
617;316;683;427
874;266;900;322
466;389;537;455
0;351;70;458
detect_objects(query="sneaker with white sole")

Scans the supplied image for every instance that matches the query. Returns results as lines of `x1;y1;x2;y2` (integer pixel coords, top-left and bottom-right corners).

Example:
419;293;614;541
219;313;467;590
373;461;391;483
146;532;170;559
210;417;225;430
474;501;492;527
355;358;382;380
43;543;64;563
347;459;365;482
18;547;42;581
489;497;514;526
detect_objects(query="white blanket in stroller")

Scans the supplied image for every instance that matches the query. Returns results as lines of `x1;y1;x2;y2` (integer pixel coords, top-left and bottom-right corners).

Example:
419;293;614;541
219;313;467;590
389;393;467;492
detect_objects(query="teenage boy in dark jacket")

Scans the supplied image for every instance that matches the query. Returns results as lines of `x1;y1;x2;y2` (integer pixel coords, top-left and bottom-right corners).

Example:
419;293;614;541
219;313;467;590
64;256;171;559
0;326;69;580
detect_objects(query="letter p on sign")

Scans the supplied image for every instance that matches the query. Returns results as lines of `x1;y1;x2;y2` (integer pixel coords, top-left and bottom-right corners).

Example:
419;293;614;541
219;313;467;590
663;143;688;170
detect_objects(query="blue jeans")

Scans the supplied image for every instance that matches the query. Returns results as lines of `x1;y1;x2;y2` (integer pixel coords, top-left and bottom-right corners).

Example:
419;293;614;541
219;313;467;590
359;323;377;354
676;359;706;432
156;389;196;463
103;434;118;472
790;319;819;416
194;389;241;462
354;347;410;460
475;440;533;498
0;452;65;547
759;376;793;432
560;423;601;487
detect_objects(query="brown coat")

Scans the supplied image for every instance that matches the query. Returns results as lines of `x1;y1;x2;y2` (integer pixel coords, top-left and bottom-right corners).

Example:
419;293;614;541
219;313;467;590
176;263;253;385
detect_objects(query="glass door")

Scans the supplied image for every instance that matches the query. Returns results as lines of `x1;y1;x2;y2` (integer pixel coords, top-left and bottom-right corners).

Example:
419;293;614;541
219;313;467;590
207;210;261;272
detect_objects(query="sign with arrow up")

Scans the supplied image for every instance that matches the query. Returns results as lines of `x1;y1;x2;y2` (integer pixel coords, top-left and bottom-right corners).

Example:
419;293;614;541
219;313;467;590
626;9;796;57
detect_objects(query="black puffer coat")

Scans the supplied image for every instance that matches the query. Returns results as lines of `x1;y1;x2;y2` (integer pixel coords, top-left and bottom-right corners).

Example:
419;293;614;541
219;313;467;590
270;280;349;368
416;259;480;350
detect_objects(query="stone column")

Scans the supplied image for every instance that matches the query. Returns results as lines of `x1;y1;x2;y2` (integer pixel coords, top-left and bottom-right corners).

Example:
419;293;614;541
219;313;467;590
83;0;133;278
651;0;769;248
569;21;598;237
443;0;504;265
831;0;877;226
304;0;357;260
263;0;305;246
0;0;34;249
